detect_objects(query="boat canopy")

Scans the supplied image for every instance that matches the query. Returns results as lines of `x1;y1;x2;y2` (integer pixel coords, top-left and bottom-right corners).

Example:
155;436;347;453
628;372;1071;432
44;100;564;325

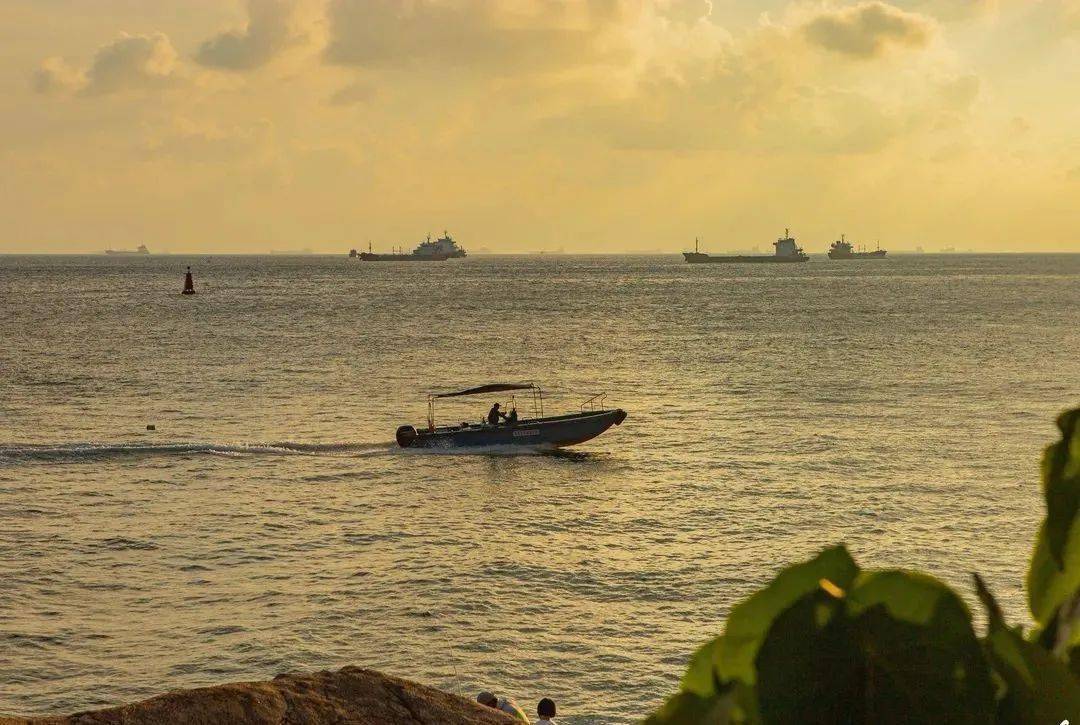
433;383;536;399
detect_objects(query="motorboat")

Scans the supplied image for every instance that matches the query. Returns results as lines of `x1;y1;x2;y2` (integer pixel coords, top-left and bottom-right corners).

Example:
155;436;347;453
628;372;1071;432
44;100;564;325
395;383;626;449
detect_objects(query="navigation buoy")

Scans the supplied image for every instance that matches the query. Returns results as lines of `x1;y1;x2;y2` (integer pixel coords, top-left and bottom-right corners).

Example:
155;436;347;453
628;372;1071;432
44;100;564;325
182;266;195;295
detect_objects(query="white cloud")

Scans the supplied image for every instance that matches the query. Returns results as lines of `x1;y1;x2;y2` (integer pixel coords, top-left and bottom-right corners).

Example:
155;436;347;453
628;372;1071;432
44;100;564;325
328;80;376;106
802;2;935;58
32;57;86;94
84;32;181;94
323;0;722;75
35;32;184;96
195;0;310;70
909;0;997;22
142;118;276;162
324;0;621;71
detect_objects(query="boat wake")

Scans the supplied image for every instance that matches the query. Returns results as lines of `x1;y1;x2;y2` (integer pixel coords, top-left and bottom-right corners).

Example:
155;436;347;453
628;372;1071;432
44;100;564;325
0;440;394;463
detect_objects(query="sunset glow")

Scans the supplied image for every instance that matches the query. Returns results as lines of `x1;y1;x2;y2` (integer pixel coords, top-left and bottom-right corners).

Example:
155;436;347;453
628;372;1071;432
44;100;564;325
3;0;1079;253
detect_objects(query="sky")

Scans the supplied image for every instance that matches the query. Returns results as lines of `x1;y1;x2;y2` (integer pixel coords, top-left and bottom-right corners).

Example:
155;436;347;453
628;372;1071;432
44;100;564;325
1;0;1078;254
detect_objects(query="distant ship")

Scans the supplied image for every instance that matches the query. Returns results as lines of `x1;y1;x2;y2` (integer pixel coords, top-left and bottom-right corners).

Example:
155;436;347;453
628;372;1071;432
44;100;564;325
105;244;149;255
356;232;467;261
683;230;808;263
828;235;886;259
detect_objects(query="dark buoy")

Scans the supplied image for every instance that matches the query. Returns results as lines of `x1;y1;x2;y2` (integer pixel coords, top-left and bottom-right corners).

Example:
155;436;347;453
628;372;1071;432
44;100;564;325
182;266;196;295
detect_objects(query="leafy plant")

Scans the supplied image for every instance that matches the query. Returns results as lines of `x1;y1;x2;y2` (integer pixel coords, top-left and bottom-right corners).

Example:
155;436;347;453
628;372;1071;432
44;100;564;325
647;407;1080;724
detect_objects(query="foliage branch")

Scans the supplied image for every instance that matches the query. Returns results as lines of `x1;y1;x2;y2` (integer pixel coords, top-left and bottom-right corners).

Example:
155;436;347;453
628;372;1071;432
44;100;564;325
647;406;1080;724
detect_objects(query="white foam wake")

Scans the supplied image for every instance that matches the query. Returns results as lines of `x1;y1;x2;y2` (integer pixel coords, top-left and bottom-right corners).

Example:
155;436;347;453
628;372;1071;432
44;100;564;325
0;440;393;463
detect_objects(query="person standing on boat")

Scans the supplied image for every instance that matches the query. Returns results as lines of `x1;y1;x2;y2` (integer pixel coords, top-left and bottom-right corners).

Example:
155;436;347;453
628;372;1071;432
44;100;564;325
487;402;507;426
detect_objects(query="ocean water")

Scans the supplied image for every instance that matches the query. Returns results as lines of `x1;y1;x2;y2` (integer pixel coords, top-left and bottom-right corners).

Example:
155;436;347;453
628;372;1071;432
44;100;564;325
1;253;1078;723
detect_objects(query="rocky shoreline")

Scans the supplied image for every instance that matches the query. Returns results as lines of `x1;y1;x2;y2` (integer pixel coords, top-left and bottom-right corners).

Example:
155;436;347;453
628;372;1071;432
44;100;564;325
0;666;515;725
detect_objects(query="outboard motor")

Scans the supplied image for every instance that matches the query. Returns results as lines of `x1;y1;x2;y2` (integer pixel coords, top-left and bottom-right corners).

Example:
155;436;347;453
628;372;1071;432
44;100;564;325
396;425;418;448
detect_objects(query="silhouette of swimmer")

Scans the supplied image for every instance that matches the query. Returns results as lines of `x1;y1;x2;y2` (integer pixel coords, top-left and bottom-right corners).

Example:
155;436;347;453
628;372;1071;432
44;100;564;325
182;267;195;295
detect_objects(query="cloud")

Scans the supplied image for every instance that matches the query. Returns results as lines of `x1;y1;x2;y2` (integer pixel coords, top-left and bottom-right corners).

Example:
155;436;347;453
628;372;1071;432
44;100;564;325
143;118;276;163
938;73;980;110
802;2;934;58
84;32;180;94
1009;115;1031;134
32;57;85;95
540;17;975;158
1066;0;1080;31
195;0;308;70
323;0;647;72
910;0;997;21
328;80;376;106
32;32;183;97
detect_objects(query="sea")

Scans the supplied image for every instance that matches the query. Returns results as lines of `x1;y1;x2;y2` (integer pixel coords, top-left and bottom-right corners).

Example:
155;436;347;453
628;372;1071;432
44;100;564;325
1;253;1078;723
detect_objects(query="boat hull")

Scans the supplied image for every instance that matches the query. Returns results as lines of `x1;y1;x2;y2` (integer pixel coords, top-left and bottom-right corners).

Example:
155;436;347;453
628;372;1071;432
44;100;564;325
396;409;627;449
684;252;807;264
359;253;451;261
827;250;887;259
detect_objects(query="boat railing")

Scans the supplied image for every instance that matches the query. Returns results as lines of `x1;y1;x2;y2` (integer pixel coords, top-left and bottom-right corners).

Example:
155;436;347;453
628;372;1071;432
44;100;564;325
580;393;607;412
426;383;543;430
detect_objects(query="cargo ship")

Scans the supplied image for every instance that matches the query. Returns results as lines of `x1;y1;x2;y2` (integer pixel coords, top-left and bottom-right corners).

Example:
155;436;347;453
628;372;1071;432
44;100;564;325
355;232;467;261
683;230;808;263
827;235;886;259
105;244;149;255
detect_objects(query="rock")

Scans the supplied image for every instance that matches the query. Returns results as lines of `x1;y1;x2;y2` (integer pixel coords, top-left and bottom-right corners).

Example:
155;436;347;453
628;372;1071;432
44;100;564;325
0;667;517;725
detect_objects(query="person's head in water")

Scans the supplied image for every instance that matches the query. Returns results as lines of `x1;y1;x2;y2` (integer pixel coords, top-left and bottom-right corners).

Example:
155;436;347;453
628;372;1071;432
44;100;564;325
491;403;500;410
476;691;497;708
538;698;556;720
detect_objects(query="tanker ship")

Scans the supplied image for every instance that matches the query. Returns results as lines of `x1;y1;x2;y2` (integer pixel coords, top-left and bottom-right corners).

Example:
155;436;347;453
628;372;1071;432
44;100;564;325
683;230;808;263
354;232;467;261
105;245;149;255
827;235;887;259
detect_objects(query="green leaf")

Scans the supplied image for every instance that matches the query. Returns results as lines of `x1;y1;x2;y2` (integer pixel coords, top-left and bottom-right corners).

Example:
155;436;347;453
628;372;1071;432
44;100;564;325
978;572;1080;723
680;635;723;696
1042;408;1080;568
646;547;856;724
755;572;994;724
712;545;858;686
847;570;957;624
644;691;733;725
1028;407;1080;627
854;570;996;721
754;588;860;724
1027;524;1080;627
1069;645;1080;679
644;684;760;725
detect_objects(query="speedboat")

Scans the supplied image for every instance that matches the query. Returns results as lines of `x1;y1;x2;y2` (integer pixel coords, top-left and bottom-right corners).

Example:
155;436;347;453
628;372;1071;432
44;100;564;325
395;383;626;449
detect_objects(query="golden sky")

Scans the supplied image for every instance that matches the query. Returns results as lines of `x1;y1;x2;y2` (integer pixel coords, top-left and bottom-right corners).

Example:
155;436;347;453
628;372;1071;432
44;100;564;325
2;0;1079;253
